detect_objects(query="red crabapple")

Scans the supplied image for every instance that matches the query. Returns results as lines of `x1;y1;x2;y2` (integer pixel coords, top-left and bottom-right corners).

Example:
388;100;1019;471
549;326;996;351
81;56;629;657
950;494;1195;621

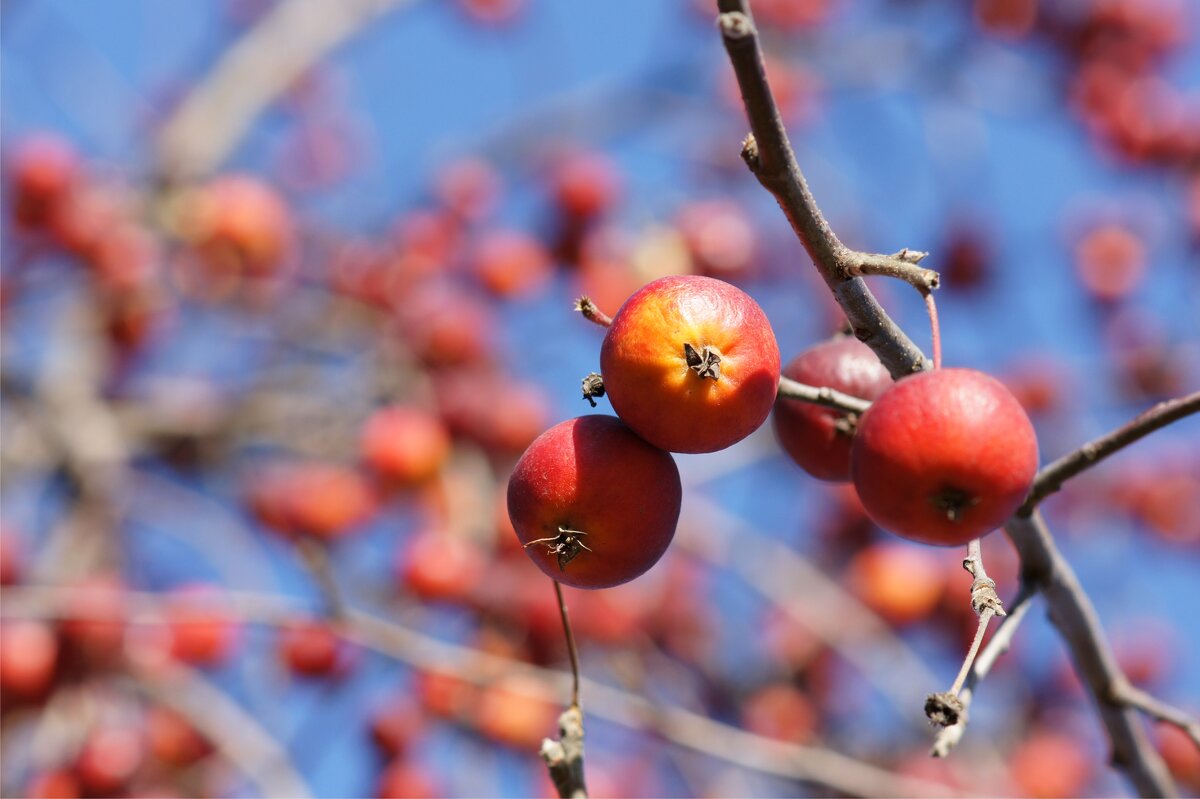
851;368;1038;546
773;336;891;481
507;415;681;589
600;275;781;454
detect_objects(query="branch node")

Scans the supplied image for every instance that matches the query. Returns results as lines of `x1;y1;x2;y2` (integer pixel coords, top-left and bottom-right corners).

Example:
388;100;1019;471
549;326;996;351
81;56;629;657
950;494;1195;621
540;705;588;799
925;692;965;728
740;133;760;171
717;11;753;39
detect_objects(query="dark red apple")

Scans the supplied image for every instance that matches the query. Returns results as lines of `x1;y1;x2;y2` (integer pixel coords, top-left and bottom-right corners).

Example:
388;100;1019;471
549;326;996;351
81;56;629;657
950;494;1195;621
773;336;891;481
507;415;681;589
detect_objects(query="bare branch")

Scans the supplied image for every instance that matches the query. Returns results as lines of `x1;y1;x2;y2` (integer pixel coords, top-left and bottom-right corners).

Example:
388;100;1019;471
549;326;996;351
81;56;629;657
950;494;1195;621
128;655;310;797
1112;682;1200;750
542;580;588;798
925;541;1005;728
1004;513;1177;797
776;376;872;415
716;3;929;378
0;585;960;798
845;250;940;293
541;706;587;799
156;0;411;180
932;583;1036;757
1021;390;1200;514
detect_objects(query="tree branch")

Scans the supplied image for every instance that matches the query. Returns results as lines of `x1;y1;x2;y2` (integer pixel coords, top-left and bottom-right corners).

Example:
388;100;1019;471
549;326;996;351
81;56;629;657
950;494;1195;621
931;582;1036;757
1111;682;1200;749
155;0;412;180
0;585;961;799
716;1;930;377
776;376;872;414
1004;513;1177;797
543;581;587;798
1020;390;1200;514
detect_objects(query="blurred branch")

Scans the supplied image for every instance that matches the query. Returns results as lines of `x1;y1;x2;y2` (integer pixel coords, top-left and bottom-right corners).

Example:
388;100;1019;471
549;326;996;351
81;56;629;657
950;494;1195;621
776;376;872;414
1020;390;1200;514
931;582;1036;757
715;0;929;377
128;656;311;798
1004;513;1176;797
155;0;412;180
0;585;962;798
1110;683;1200;750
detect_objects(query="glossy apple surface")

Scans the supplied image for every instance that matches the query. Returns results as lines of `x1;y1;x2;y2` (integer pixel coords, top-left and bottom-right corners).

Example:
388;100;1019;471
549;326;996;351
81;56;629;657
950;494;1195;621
507;415;680;589
851;368;1038;546
600;275;781;454
773;336;891;481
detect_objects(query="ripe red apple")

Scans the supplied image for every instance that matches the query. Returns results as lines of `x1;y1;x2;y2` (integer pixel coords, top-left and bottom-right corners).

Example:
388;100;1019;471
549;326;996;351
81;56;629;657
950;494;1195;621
676;200;757;281
845;542;948;626
550;151;620;221
164;585;239;667
741;682;817;743
369;696;425;757
851;368;1039;546
59;575;127;662
507;415;681;589
360;406;451;488
435;157;500;221
145;706;212;767
75;726;144;796
475;674;557;750
469;229;551;297
278;618;343;677
396;528;486;604
180;174;293;279
7;134;79;230
24;769;80;799
773;336;892;481
1008;729;1093;798
0;620;58;699
286;463;377;541
375;759;442;799
600;275;781;454
1074;222;1147;303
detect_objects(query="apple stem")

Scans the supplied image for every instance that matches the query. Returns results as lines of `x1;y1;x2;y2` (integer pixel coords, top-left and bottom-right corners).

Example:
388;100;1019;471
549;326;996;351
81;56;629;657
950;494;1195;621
553;580;582;710
574;296;612;328
924;290;941;370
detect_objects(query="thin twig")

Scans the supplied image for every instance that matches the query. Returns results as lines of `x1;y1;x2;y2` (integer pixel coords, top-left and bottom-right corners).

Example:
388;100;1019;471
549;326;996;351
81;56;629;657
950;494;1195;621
925;540;1005;727
554;581;582;709
932;583;1036;757
1004;512;1177;797
716;1;929;378
1020;390;1200;514
924;291;942;370
155;0;411;180
776;376;872;414
0;585;961;798
127;654;311;797
1111;682;1200;749
845;250;940;293
542;581;587;797
293;535;347;618
574;296;613;328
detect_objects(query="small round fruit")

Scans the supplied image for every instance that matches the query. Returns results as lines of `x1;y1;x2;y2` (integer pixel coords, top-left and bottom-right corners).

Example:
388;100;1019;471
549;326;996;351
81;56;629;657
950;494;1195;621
600;275;781;454
361;406;451;487
773;336;891;481
850;368;1038;546
507;415;681;589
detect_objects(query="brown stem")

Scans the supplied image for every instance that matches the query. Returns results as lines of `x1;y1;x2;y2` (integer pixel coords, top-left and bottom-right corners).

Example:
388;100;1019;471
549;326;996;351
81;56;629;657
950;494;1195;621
776;376;872;414
924;291;942;370
1020;390;1200;514
931;583;1036;757
1005;512;1177;797
554;580;581;710
716;1;929;378
574;296;612;328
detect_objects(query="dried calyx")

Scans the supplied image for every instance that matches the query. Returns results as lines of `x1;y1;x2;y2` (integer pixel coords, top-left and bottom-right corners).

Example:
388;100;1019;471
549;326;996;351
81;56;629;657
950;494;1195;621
684;343;722;380
524;527;593;571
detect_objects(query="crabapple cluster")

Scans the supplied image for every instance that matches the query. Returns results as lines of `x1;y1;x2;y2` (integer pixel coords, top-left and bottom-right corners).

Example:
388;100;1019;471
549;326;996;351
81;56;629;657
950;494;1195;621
508;274;780;588
511;273;1043;589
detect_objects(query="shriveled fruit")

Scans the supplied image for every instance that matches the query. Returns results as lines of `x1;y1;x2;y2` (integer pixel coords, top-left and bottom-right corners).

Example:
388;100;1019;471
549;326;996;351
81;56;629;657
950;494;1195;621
773;336;891;481
851;368;1038;546
600;275;781;454
507;415;681;589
